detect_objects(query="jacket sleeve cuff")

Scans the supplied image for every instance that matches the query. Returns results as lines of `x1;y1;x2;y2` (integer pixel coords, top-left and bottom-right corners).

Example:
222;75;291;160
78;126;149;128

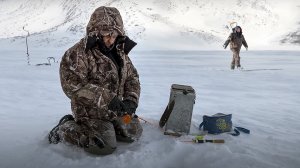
124;92;139;105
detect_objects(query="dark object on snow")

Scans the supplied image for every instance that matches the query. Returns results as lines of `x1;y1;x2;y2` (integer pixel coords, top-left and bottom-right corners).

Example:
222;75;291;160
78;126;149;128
48;114;74;144
163;131;182;137
36;57;58;66
36;63;51;66
199;113;250;136
160;84;196;136
235;126;250;134
23;26;30;65
195;139;225;143
241;68;283;72
194;136;225;143
182;135;225;144
229;126;250;136
199;113;232;134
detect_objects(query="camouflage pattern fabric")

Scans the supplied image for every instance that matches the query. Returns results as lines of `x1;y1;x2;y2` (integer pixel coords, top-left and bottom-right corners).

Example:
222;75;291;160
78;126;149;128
225;33;248;50
224;33;248;69
60;37;141;122
58;119;117;155
57;116;143;155
231;48;241;68
60;6;140;122
50;6;142;155
86;6;125;37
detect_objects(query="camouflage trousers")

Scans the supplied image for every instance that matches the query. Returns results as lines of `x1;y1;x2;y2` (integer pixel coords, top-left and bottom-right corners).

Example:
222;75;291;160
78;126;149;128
231;48;241;69
57;116;143;155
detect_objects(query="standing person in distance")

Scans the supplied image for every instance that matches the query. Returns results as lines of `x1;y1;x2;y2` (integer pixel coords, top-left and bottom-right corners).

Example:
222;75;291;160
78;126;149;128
223;26;248;70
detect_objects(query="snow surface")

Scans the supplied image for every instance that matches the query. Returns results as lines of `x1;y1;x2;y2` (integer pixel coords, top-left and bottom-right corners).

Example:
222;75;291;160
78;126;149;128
0;49;300;168
0;0;300;50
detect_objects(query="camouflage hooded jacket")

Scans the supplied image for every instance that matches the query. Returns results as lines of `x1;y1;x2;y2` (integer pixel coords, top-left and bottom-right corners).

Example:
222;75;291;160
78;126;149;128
59;7;140;122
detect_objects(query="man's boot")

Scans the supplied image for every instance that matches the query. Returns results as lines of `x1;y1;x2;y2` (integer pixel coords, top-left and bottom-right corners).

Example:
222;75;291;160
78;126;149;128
48;114;74;144
231;64;235;70
113;116;143;143
84;136;116;155
114;124;135;143
237;65;243;70
84;121;117;155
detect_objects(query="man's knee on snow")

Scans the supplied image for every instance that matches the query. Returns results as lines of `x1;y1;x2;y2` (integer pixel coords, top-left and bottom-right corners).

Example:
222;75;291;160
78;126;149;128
84;136;117;155
113;116;143;142
58;120;89;147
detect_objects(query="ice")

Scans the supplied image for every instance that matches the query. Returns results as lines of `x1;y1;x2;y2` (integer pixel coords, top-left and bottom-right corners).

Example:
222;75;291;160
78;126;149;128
0;49;299;168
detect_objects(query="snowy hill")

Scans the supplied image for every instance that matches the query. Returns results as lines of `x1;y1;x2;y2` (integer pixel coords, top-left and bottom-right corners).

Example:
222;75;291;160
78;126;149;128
0;0;300;50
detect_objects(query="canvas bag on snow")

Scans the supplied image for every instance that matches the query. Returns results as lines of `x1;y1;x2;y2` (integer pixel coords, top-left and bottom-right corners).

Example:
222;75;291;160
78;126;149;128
199;113;232;134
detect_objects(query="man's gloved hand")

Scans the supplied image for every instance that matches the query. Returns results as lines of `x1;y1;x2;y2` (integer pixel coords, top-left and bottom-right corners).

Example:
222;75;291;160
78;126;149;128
223;44;227;49
108;97;126;115
85;35;99;53
123;100;138;115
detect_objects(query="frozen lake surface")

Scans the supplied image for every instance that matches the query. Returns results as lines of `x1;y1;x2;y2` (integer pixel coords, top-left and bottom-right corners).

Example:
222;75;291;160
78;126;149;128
0;50;299;168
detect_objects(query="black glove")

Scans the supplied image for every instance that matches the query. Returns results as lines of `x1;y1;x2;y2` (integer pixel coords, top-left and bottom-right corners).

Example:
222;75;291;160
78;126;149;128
85;35;99;53
223;40;229;49
108;97;126;116
123;100;138;115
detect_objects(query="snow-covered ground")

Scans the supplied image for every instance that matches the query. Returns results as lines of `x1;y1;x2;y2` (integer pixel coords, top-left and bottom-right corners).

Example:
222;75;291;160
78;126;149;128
0;49;299;168
1;0;300;50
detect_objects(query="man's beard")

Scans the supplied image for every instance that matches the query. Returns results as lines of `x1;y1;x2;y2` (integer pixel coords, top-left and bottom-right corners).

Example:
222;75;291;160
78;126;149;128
98;39;115;55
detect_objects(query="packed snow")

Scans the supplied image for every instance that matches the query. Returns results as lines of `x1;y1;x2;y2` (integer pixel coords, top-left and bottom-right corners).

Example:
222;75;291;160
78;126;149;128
0;49;299;168
1;0;300;167
0;0;300;50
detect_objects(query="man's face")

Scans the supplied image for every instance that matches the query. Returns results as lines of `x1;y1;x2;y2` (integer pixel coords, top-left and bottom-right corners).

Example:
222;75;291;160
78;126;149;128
102;33;118;48
236;28;241;33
